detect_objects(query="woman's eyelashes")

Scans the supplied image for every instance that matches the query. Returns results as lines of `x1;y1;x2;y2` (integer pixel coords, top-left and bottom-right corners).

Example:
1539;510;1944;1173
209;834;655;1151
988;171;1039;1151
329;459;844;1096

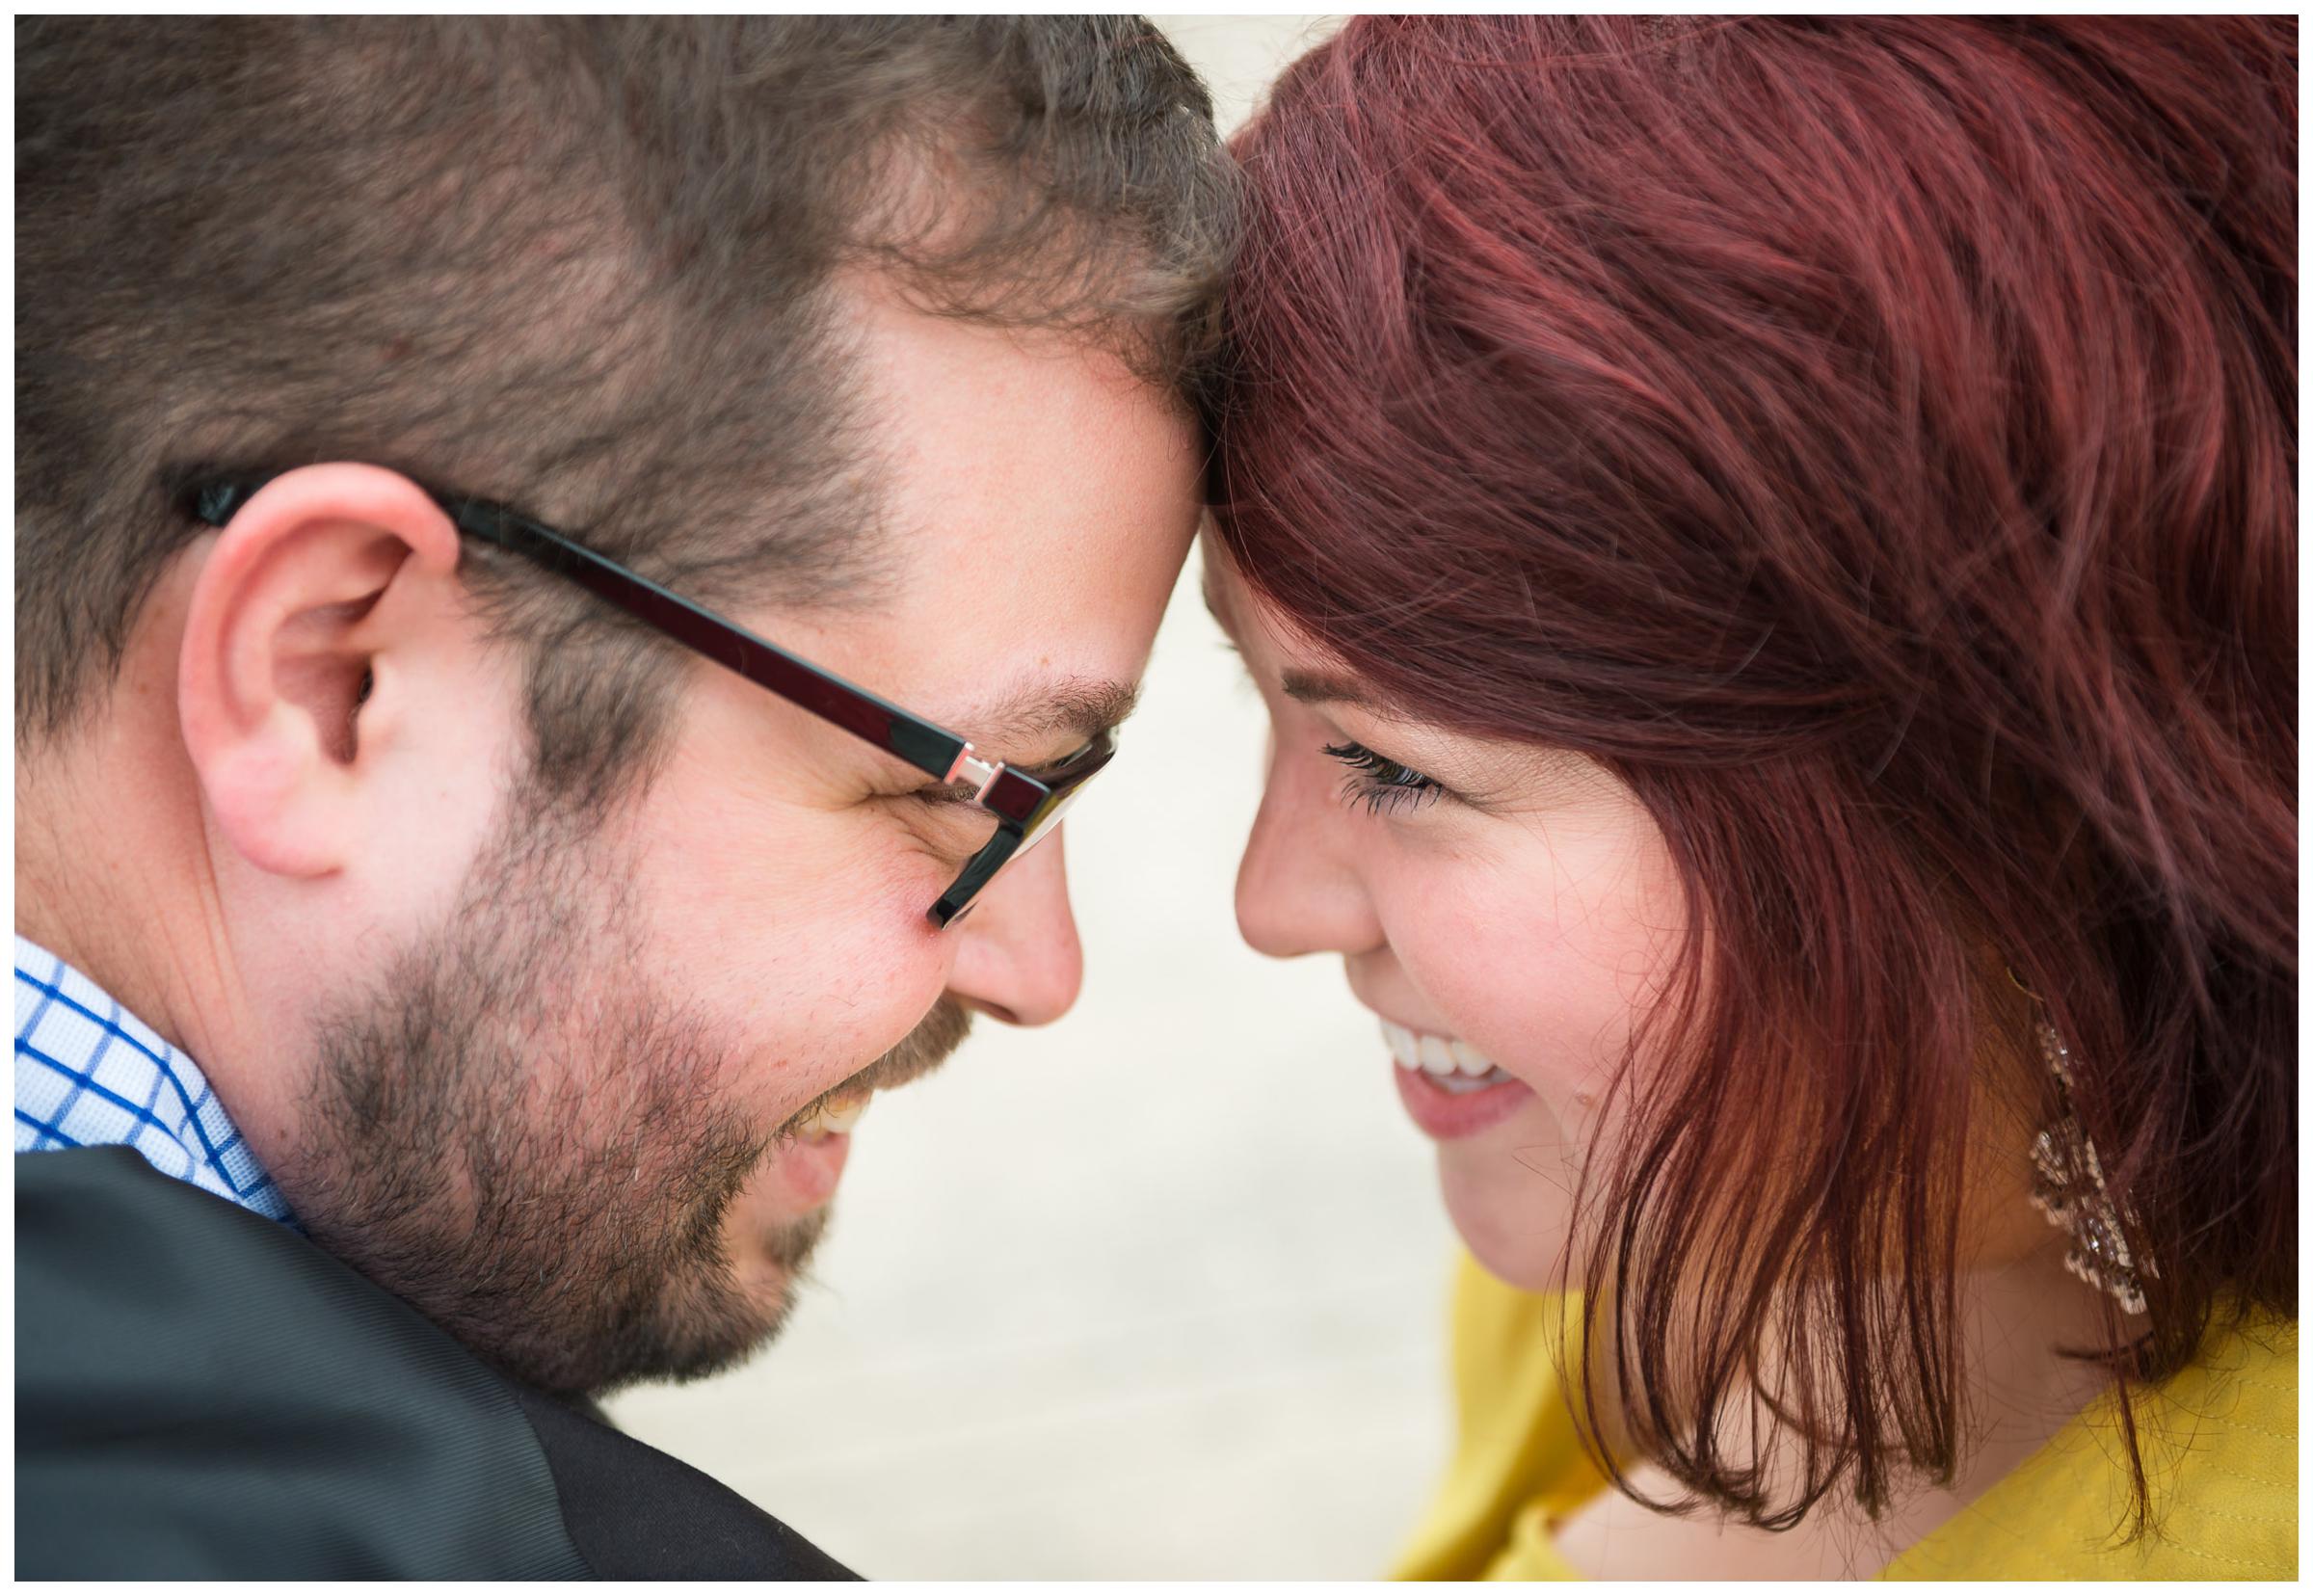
1321;740;1444;814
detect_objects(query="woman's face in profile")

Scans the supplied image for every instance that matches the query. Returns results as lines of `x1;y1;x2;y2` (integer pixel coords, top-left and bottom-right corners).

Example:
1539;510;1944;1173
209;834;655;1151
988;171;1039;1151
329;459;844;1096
1207;545;1688;1290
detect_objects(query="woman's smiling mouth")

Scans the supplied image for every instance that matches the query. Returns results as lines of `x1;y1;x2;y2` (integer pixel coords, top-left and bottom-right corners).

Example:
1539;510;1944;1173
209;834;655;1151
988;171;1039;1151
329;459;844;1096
1378;1018;1531;1139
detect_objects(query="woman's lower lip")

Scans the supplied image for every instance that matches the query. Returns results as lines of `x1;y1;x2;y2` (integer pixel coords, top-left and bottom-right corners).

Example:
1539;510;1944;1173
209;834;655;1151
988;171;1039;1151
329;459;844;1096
1394;1064;1533;1140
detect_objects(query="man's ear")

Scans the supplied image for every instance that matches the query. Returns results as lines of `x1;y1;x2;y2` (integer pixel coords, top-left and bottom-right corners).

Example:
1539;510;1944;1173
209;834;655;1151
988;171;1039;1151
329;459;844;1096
177;464;464;878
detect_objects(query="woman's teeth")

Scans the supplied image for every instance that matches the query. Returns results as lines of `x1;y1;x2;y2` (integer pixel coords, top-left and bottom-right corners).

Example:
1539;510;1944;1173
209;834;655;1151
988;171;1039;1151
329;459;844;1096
1381;1021;1513;1095
795;1090;870;1142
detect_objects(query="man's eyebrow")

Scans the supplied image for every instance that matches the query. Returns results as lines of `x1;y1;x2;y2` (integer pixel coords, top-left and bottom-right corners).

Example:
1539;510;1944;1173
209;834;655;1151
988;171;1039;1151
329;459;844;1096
954;676;1142;765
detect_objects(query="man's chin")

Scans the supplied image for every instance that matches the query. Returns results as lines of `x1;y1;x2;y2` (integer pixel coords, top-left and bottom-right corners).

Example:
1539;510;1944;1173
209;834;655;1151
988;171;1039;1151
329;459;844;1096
728;1206;829;1328
710;1144;841;1342
584;1196;830;1401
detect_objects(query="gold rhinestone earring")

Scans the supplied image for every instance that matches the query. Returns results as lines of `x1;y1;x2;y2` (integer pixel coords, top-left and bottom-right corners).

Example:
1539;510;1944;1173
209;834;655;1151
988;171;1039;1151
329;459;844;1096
2018;1009;2154;1316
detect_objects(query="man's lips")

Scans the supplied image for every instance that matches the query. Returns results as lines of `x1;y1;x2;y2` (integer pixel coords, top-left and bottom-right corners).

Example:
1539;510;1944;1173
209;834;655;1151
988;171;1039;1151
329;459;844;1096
791;1088;872;1141
759;1128;850;1209
757;995;979;1223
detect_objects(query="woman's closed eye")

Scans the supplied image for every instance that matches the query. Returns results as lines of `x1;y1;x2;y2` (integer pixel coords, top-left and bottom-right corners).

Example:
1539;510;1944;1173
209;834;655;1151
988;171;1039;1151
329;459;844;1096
1322;740;1444;815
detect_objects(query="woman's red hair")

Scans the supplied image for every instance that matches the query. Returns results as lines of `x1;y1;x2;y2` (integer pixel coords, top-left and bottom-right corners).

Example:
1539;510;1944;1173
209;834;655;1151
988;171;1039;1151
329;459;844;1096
1213;16;2295;1532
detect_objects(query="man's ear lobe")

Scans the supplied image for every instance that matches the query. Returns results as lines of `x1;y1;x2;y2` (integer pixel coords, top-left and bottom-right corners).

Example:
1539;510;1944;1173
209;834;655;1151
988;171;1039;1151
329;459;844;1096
177;465;463;879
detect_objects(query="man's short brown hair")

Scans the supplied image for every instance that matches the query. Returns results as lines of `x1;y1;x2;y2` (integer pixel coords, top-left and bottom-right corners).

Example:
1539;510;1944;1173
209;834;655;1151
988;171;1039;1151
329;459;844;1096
17;17;1233;809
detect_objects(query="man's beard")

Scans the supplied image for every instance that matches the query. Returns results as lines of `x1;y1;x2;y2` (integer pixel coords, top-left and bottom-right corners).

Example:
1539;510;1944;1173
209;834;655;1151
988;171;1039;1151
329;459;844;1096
274;803;970;1399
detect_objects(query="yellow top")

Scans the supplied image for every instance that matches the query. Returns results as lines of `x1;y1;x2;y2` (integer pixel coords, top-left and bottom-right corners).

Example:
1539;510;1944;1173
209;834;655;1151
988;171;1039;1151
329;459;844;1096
1396;1254;2298;1581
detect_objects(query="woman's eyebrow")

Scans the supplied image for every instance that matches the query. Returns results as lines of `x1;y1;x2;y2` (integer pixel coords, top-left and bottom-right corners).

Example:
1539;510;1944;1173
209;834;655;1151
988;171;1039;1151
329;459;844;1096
1200;560;1401;718
1278;668;1379;710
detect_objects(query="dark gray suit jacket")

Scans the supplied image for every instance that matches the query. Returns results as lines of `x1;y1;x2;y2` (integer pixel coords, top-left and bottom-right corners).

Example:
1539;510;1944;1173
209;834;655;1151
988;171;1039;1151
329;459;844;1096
16;1144;855;1579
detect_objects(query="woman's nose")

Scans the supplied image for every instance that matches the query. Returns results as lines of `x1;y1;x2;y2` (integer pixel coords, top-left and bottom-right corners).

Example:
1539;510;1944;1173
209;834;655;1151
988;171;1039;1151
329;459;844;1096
1235;742;1383;960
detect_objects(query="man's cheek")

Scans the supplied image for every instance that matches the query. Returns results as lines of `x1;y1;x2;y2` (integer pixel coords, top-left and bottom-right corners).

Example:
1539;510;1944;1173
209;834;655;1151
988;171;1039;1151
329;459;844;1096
737;966;945;1131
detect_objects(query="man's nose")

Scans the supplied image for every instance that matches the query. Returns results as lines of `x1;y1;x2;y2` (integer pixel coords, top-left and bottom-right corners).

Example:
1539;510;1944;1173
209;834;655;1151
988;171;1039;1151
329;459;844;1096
944;827;1084;1025
1235;744;1382;960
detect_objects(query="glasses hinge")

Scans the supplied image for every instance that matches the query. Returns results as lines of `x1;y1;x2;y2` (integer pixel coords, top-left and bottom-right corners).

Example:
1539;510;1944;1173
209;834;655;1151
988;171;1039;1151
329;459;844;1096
944;742;1006;800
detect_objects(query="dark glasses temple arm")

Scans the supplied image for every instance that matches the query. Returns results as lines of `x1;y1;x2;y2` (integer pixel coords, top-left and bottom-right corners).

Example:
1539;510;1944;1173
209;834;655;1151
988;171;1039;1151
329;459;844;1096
184;474;975;786
449;499;974;780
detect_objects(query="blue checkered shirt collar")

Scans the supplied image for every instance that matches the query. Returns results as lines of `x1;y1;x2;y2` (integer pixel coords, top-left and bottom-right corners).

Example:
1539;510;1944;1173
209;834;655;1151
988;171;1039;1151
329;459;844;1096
14;934;295;1224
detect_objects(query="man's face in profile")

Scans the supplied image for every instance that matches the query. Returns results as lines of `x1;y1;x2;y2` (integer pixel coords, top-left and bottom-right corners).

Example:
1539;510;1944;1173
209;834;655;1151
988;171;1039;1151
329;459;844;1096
265;285;1202;1396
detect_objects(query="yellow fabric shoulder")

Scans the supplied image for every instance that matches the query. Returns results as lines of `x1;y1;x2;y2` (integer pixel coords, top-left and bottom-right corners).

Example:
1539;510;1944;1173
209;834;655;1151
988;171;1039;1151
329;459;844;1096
1394;1253;2298;1582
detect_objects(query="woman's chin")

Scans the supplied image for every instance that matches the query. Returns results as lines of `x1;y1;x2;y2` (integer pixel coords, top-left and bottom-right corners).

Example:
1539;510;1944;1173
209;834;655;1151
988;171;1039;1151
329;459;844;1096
1438;1151;1579;1294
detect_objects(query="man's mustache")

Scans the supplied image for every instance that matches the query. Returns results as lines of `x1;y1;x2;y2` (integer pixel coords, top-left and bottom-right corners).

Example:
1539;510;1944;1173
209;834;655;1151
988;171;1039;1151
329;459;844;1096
774;997;974;1139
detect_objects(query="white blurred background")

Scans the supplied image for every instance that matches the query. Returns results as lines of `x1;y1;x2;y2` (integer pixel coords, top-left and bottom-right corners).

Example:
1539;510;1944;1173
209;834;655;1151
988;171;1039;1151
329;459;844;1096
602;18;1465;1579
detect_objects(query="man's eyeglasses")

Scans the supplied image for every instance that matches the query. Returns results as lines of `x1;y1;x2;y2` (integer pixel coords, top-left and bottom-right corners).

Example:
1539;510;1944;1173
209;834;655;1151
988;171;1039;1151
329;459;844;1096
183;471;1113;927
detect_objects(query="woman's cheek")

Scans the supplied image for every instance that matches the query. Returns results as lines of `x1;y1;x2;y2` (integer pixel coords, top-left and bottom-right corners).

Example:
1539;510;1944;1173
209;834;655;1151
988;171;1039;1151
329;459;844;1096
1403;882;1633;1125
